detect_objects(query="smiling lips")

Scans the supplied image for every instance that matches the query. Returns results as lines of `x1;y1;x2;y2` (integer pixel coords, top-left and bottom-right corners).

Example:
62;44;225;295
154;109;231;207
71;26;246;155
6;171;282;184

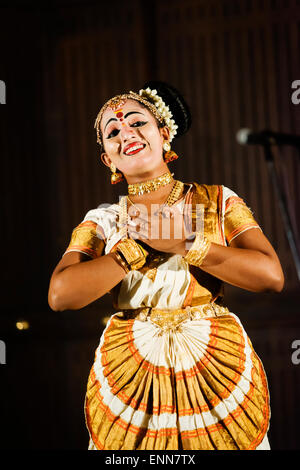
123;142;145;156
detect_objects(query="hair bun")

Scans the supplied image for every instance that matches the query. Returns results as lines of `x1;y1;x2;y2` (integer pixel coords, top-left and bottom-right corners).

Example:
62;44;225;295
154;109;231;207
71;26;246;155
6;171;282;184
141;80;191;138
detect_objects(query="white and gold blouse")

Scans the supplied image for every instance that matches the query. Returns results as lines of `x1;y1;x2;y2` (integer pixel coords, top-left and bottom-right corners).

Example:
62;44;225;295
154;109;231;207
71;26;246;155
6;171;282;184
64;183;261;311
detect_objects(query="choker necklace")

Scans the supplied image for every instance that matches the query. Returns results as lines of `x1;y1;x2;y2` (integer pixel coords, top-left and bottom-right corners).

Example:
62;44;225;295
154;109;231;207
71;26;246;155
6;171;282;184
127;172;174;196
127;180;184;213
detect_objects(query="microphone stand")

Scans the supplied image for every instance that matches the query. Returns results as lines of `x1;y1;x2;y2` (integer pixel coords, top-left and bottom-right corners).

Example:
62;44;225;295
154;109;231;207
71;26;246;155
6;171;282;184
263;142;300;282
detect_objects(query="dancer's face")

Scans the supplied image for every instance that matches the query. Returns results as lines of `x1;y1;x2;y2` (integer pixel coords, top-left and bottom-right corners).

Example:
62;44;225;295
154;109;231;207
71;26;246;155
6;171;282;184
100;99;170;179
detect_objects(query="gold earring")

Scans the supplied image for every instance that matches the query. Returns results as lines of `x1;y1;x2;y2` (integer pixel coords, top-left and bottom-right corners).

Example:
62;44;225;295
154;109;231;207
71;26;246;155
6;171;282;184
163;142;179;163
110;163;124;184
163;141;171;152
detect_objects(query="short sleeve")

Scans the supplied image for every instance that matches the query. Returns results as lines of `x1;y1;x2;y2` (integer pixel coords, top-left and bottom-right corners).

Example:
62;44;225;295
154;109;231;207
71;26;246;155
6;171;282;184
63;203;120;259
223;186;261;245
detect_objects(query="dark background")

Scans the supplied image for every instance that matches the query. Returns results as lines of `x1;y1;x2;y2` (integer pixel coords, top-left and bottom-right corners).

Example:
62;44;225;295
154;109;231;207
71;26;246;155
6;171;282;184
0;0;299;450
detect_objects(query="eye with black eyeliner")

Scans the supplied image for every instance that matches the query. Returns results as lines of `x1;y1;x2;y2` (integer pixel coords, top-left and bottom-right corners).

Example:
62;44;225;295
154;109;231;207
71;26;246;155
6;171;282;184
106;128;120;139
130;120;147;127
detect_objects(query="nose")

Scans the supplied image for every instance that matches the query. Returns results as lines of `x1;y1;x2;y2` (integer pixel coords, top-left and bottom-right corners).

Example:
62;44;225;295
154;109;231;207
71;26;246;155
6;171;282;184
119;122;137;141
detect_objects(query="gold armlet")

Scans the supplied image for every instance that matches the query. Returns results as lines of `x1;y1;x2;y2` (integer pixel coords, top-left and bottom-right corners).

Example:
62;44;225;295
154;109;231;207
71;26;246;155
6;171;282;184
115;238;147;270
184;233;211;267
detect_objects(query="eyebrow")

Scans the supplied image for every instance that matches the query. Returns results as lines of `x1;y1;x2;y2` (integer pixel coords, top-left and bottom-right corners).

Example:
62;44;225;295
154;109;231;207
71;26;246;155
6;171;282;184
104;111;145;131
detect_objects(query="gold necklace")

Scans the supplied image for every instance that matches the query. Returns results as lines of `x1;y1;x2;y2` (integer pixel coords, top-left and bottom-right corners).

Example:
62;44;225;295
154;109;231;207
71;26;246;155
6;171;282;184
127;171;174;196
127;180;185;215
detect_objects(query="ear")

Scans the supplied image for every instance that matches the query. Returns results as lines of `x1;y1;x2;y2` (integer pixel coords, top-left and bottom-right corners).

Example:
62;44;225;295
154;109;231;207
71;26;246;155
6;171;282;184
160;125;171;143
100;152;111;168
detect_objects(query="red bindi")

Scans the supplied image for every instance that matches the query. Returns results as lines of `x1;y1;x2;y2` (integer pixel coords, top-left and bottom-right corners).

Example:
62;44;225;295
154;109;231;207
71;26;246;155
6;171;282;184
116;111;123;118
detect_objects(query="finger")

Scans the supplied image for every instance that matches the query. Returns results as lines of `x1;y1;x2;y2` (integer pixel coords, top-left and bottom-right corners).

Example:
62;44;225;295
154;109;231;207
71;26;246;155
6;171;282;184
128;220;150;239
130;229;148;240
129;217;149;229
127;218;138;227
128;208;140;218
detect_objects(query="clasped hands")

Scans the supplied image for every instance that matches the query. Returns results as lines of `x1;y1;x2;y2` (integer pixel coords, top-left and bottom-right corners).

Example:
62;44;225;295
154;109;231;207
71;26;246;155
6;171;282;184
127;204;196;256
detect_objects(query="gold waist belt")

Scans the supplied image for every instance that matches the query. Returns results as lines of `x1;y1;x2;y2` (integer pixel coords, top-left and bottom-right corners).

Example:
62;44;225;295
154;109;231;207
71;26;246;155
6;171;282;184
119;303;230;334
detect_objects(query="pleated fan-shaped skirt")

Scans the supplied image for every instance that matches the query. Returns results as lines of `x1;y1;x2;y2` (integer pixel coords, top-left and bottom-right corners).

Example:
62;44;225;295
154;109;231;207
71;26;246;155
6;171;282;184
84;305;270;450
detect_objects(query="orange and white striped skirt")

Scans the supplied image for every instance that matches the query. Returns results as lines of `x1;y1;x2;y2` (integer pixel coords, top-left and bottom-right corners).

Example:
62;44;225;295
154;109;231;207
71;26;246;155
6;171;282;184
85;305;270;450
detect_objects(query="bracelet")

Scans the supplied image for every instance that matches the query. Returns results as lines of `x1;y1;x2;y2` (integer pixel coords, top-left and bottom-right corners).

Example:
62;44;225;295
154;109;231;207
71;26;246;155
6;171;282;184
112;251;130;274
135;242;149;259
113;238;147;270
184;233;211;267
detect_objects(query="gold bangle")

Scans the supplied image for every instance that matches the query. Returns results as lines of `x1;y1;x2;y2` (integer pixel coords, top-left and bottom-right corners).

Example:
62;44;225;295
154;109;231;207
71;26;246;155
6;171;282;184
184;233;211;267
135;242;149;259
115;238;147;270
112;251;130;274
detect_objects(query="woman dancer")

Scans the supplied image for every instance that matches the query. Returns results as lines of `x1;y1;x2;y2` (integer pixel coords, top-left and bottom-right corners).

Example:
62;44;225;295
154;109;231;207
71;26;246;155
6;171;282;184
48;81;284;450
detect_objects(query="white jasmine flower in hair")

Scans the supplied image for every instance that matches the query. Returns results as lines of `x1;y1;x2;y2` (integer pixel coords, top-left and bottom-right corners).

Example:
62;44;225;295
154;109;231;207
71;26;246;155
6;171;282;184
139;87;178;142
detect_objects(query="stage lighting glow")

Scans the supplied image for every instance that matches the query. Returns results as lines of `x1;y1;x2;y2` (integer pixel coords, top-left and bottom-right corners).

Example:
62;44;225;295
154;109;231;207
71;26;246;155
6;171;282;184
16;320;30;330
